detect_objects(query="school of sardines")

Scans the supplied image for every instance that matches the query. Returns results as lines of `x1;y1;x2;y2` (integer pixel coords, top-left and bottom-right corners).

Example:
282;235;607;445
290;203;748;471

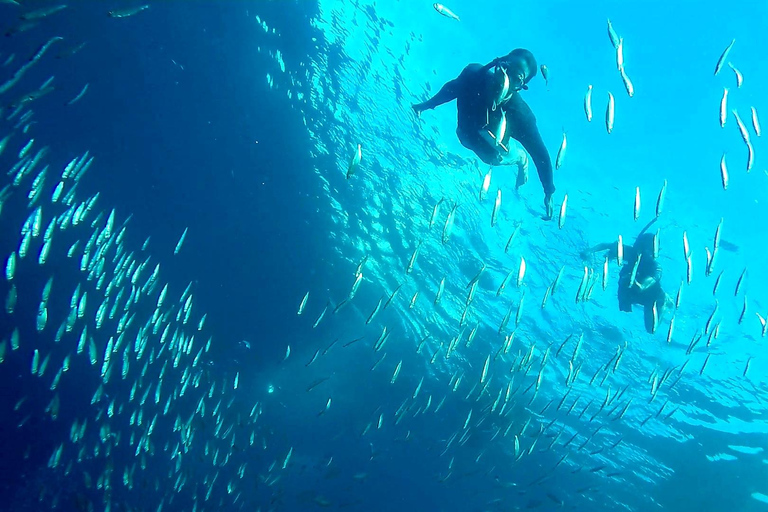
0;3;764;511
332;11;763;506
0;4;283;512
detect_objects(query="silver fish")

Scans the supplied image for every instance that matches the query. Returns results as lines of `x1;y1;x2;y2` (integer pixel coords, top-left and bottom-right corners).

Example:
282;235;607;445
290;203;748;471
714;39;735;76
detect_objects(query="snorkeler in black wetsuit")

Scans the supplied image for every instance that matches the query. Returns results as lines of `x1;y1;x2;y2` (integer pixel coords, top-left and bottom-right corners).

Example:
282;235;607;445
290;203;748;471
580;219;672;334
412;49;556;218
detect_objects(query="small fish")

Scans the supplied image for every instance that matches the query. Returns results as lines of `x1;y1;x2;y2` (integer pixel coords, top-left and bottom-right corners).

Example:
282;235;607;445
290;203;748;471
617;235;624;267
606;92;615;134
491;189;501;227
656;180;667;218
558;194;567;230
406;241;423;274
66;83;89;106
479;170;492;201
297;292;309;315
434;278;445;305
576;267;588;303
491;110;507;147
491;67;510;111
728;62;743;88
584;85;593;122
497;271;512;297
31;349;40;375
108;5;149;18
552;266;564;295
732;109;751;145
504;224;520;253
347;273;363;300
305;349;320;367
713;270;724;297
515;293;525;327
739;296;748;324
56;42;86;59
467;263;485;290
391;361;402;384
517;257;526;288
20;5;67;21
667;316;675;344
312;301;329;329
174;227;188;255
713;219;723;251
442;203;458;244
383;284;402;310
6;252;16;281
602;257;609;291
628;254;643;288
751;107;761;137
758;312;768;337
720;88;728;128
705;301;719;335
346;144;362;179
540;65;549;87
746;141;754;172
720;153;729;190
354;254;368;277
633;187;640;221
306;377;329;392
433;3;460;21
607;19;620;49
616;37;624;71
18;139;34;159
480;355;490;384
366;296;384;324
714;39;735;76
541;285;551;309
700;354;711;376
555;131;567;170
428;198;444;228
619;66;634;97
734;268;747;296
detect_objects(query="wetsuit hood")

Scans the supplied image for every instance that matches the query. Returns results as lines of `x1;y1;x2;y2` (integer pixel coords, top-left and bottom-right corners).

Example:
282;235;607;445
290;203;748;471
505;49;537;89
634;233;655;258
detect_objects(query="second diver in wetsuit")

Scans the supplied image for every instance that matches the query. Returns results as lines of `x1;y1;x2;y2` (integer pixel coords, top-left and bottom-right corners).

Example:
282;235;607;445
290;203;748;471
412;48;555;219
580;219;673;334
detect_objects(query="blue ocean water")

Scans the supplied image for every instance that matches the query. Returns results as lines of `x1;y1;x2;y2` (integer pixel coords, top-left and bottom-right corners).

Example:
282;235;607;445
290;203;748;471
0;1;767;511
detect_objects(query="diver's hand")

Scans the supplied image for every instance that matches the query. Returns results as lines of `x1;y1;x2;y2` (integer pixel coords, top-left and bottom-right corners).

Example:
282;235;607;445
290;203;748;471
543;193;554;220
579;250;590;261
411;103;423;118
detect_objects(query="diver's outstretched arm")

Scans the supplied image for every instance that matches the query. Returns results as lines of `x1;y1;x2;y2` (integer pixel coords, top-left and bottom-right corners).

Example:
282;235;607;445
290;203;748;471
413;78;460;112
582;242;614;255
580;243;618;261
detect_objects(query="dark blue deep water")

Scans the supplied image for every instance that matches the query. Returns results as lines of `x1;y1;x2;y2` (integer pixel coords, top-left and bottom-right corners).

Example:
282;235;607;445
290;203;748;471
1;1;768;511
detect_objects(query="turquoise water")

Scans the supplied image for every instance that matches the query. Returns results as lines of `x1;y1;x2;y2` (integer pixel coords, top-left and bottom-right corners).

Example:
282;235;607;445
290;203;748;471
1;1;767;511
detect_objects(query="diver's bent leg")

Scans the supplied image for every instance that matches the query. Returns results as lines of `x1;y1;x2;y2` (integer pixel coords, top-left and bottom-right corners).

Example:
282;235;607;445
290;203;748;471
457;127;501;165
643;304;655;334
617;281;633;313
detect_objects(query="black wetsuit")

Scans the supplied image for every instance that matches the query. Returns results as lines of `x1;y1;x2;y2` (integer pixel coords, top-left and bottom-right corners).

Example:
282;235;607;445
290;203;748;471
617;246;666;333
415;63;555;196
